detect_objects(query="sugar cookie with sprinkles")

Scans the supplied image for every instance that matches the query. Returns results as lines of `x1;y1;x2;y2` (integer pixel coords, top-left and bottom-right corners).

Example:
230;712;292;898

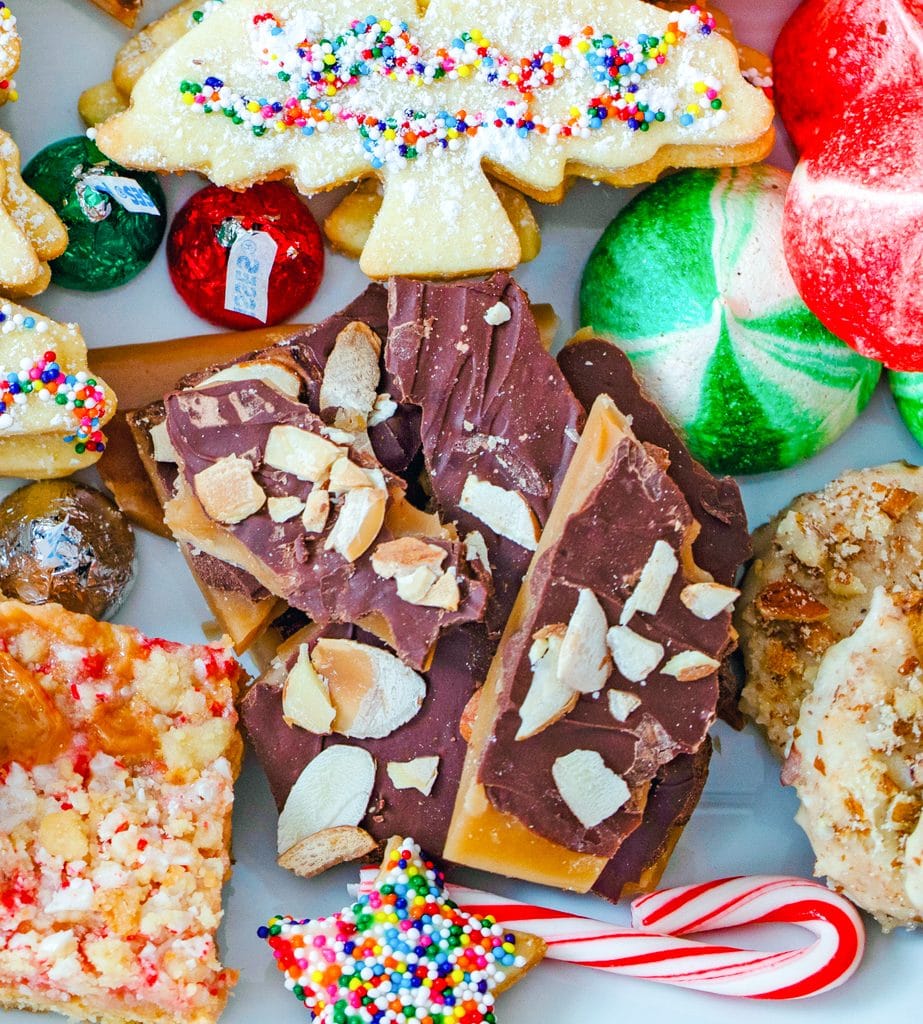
0;132;69;299
579;164;881;475
0;2;19;105
95;0;774;278
0;300;117;479
260;836;545;1023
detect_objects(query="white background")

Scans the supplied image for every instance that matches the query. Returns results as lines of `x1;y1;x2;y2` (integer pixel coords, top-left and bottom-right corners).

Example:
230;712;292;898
2;1;920;1022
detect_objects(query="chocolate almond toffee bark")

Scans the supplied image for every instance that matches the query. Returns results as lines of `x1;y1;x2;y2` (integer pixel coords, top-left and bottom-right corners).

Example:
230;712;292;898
558;334;750;726
162;367;487;670
444;394;736;891
128;285;420;651
240;278;588;871
241;621;493;876
387;273;585;631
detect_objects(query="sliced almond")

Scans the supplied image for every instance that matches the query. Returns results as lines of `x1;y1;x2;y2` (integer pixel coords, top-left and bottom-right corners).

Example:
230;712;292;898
619;539;678;625
558;589;612;695
277;746;375;855
264;425;343;482
149;420;178;463
302;487;330;534
278;825;377;879
368;392;398;427
267;495;305;523
198;360;302;399
464;531;491;574
319;321;382;421
607;689;642;722
459;474;539;550
459;689;481;743
776;510;826;568
680;582;739;620
282;644;335;733
329;456;379;493
552;749;630;829
372;537;447;579
386;756;440;796
661;650;721;682
394;566;442;603
516;625;575;740
483;301;512;325
416;568;460;611
606;625;664;682
311;638;425;739
193;455;266;524
324;486;387;561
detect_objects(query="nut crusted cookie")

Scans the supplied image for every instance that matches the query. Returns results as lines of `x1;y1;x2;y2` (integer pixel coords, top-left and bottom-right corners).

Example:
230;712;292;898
95;0;773;278
783;587;923;931
738;463;923;757
0;600;243;1024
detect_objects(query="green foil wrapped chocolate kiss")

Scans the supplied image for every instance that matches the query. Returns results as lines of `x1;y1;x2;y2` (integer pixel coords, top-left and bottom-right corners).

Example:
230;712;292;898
579;165;881;476
22;135;166;292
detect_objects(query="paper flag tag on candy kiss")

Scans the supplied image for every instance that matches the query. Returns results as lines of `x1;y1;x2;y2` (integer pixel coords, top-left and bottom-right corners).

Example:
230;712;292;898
96;0;773;279
355;866;865;1000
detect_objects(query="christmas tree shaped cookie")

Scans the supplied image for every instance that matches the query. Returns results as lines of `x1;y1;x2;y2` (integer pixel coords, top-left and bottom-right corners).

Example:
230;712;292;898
97;0;774;277
0;132;69;298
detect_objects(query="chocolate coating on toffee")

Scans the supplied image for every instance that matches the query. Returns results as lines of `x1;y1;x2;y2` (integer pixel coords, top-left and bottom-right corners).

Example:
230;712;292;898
558;337;750;726
164;377;487;669
240;623;492;858
387;273;585;630
478;434;731;858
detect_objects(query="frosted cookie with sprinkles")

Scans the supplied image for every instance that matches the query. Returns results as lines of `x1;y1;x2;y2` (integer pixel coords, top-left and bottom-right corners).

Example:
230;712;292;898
580;163;880;475
737;463;923;757
95;0;773;278
260;836;545;1021
0;2;18;105
0;598;244;1024
0;300;116;479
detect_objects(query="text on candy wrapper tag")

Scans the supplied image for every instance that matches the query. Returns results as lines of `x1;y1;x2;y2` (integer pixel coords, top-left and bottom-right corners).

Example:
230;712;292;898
224;230;278;323
82;175;160;215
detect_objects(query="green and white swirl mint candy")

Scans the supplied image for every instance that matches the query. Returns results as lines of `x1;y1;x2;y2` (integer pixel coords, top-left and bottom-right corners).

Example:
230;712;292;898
889;371;923;448
579;164;881;475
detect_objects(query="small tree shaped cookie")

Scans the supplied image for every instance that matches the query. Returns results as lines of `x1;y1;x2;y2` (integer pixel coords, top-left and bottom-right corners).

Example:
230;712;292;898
0;132;68;298
97;0;774;278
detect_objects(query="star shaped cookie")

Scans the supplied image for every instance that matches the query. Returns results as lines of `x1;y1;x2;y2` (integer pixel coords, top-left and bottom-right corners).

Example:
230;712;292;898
259;836;545;1022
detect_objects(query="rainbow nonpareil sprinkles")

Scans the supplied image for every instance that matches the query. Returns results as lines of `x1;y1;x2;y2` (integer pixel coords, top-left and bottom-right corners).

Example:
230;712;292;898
0;2;19;103
181;6;724;166
0;307;108;454
259;839;526;1024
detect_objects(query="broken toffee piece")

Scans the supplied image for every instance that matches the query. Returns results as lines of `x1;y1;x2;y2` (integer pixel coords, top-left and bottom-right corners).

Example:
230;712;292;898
240;621;493;871
445;394;735;890
387;273;585;629
163;376;486;670
558;335;750;726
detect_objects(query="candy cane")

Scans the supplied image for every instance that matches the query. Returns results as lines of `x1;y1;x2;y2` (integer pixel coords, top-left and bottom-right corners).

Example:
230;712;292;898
354;869;863;1000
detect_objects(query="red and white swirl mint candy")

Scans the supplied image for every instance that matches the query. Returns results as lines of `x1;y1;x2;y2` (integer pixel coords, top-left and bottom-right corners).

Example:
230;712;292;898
774;0;923;154
355;868;865;1000
782;88;923;370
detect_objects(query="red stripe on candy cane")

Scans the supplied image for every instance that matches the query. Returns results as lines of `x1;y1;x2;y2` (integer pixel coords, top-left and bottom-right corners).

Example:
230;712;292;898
353;869;864;1000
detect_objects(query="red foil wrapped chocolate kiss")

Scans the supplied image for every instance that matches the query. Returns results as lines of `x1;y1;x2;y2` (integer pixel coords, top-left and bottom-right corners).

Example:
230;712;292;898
167;182;324;329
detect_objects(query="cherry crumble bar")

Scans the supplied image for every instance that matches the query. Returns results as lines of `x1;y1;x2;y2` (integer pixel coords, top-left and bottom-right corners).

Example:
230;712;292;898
0;600;243;1024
